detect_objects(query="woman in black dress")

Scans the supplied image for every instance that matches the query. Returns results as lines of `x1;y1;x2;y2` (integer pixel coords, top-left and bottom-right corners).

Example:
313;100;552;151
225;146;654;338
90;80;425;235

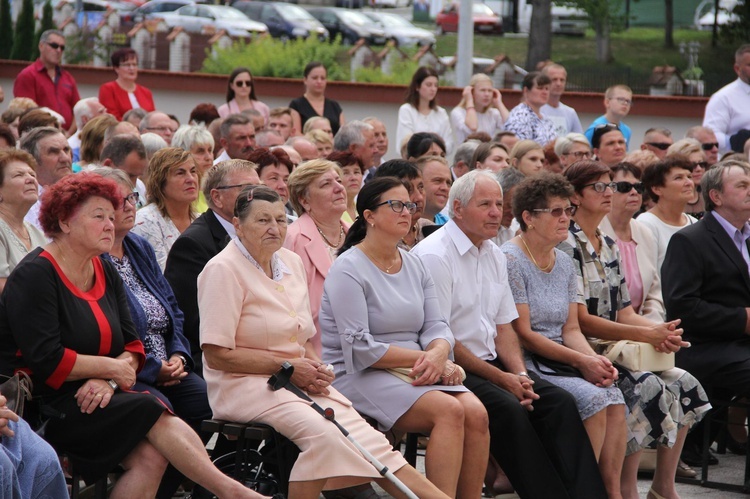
0;173;267;499
289;61;345;136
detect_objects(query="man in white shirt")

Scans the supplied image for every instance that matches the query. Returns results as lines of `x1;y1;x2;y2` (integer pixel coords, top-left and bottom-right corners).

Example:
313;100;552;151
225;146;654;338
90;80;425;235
703;44;750;153
540;64;583;137
412;170;606;498
213;114;256;164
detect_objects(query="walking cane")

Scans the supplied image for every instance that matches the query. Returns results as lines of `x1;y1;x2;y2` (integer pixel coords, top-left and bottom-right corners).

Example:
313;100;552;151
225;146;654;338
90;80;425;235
268;362;419;499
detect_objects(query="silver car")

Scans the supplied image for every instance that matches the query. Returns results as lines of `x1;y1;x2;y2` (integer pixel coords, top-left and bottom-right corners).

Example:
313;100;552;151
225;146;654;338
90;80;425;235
364;11;435;47
159;4;268;37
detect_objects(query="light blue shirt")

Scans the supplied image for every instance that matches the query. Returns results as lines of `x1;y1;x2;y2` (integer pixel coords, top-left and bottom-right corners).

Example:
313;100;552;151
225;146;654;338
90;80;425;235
585;115;632;149
712;210;750;271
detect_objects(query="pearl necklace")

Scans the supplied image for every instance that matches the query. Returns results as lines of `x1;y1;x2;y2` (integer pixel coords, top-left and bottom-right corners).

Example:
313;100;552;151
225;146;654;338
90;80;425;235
316;224;345;248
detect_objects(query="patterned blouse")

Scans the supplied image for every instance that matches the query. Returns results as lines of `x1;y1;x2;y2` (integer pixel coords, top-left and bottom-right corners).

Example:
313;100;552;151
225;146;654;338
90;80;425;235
132;204;189;272
558;221;631;321
503;103;558;146
111;254;169;362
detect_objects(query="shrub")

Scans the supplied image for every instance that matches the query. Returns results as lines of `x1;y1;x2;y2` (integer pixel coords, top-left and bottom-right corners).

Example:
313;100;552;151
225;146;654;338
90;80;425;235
32;1;56;60
10;0;34;61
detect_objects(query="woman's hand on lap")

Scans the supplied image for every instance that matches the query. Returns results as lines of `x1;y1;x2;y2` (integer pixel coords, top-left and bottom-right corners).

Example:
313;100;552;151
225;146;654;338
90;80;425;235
75;379;115;414
290;358;332;395
157;357;188;386
0;396;19;437
110;358;137;390
410;348;448;386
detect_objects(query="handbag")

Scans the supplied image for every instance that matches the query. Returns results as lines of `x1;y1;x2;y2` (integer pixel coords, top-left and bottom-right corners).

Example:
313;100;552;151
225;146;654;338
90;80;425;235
530;354;583;378
0;372;33;418
589;339;674;372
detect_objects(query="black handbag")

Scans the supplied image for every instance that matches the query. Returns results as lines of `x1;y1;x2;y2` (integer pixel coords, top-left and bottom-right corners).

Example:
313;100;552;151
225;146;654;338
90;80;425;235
0;371;33;418
530;353;584;378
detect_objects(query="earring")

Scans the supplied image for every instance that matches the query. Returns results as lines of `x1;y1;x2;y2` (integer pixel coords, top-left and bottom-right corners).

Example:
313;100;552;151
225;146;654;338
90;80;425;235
528;224;534;230
370;223;374;228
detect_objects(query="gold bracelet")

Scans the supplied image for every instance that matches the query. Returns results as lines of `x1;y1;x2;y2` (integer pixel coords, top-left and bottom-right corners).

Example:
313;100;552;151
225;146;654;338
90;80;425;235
441;364;457;378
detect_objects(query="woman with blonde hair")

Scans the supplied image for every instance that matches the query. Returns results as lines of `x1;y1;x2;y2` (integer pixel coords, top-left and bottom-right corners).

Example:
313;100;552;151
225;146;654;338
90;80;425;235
302;116;333;138
510;140;544;176
451;73;509;144
306;129;334;157
76;114;119;171
133;147;200;271
666;138;708;219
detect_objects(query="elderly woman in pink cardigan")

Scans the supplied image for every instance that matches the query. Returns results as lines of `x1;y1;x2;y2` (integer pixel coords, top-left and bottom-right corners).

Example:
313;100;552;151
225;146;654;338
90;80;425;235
283;159;349;357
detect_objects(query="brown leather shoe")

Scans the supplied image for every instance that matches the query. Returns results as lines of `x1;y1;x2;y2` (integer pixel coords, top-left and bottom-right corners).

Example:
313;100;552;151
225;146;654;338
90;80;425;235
676;460;697;478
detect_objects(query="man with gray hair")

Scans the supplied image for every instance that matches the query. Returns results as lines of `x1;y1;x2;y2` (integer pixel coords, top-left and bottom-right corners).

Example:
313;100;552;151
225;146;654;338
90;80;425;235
663;160;750;464
165;160;260;374
255;129;284;148
69;97;107;162
412;170;606;498
453;140;480;178
19;126;73;231
13;29;80;131
214;114;256;164
686;125;720;165
333;120;377;170
139;111;177;145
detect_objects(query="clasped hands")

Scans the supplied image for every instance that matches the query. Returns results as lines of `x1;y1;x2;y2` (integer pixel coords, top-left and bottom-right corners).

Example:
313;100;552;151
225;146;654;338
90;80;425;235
578;355;619;388
290;358;335;396
406;347;462;387
75;357;136;414
645;319;690;353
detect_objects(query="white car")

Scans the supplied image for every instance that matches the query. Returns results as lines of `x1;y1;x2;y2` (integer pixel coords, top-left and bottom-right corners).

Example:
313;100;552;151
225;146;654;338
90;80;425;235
364;11;435;47
160;4;268;37
696;0;738;30
369;0;411;7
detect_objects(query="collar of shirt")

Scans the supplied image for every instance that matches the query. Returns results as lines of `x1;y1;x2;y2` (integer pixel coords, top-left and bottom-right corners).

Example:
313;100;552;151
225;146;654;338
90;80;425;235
712;209;750;245
215;211;236;238
737;78;750;95
232;237;291;282
444;219;492;256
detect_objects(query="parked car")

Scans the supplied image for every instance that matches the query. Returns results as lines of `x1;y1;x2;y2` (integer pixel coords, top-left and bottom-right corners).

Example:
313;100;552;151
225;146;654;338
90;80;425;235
306;7;387;45
369;0;411;7
159;4;268;36
364;11;435;47
695;0;738;30
121;0;195;27
43;0;137;26
233;1;328;41
435;2;503;35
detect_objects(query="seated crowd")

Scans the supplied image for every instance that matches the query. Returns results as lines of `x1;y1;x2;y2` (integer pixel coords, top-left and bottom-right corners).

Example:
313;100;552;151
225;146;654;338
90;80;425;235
2;29;750;499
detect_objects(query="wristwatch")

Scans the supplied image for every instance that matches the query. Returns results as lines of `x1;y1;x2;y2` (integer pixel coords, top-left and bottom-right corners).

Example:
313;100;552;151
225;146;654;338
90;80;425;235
518;371;531;379
177;355;189;370
107;379;118;391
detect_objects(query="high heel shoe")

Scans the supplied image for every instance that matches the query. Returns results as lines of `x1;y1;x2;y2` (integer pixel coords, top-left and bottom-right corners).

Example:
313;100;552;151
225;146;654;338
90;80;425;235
647;488;667;499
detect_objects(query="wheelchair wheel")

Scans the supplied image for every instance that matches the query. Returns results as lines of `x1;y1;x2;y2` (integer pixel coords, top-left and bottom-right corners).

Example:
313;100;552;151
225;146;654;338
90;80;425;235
190;450;281;499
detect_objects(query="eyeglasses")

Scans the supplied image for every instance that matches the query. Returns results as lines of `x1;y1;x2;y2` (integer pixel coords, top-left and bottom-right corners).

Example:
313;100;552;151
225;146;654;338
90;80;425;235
46;42;65;51
701;142;719;151
234;80;253;87
692;161;709;169
564;151;592;159
216;182;257;190
374;200;417;214
610;97;632;106
123;192;140;206
646;142;672;151
146;126;177;134
532;206;575;217
583;181;617;193
613;181;644;194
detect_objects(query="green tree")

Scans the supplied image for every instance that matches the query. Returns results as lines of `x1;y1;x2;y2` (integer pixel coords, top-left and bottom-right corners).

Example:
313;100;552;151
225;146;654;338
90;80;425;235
0;0;13;59
557;0;625;63
720;0;750;47
10;0;35;61
32;1;56;60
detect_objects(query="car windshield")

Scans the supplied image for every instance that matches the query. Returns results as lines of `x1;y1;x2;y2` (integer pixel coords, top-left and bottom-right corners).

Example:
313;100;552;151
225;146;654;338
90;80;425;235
277;4;314;21
472;3;495;15
339;10;368;26
375;14;411;27
209;6;248;20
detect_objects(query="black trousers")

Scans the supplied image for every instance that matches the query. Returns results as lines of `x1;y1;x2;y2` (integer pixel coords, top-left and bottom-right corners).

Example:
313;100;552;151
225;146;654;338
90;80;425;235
464;364;607;499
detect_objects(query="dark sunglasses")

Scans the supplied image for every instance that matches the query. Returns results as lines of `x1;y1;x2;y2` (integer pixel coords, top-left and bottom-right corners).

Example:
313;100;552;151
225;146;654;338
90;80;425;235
532;206;575;217
701;142;719;151
692;161;709;169
234;80;253;87
646;142;671;151
47;42;65;51
374;200;417;214
613;181;644;194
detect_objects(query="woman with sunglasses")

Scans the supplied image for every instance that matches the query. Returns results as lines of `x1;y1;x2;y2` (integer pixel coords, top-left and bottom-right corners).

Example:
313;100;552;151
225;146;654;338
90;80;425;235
666;139;708;220
560;160;710;499
501;172;625;498
320;177;489;498
636;155;698;273
218;68;270;124
95;167;211;498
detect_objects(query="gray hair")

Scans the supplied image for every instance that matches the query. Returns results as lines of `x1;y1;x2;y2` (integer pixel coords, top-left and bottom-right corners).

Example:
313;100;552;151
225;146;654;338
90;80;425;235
73;98;101;129
496;167;526;194
89;166;134;189
140;133;168;160
220;114;252;139
19;126;62;163
138;111;168;133
203;159;258;208
453;140;480;169
685;126;716;140
100;134;146;165
702;159;750;212
448;169;500;218
40;30;64;43
302;116;331;134
172;124;214;151
123;108;147;123
333;120;373;151
554;133;590;157
256;130;283;148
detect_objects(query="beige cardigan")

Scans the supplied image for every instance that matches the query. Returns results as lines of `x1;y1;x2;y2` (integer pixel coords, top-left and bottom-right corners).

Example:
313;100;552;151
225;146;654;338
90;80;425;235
599;216;666;321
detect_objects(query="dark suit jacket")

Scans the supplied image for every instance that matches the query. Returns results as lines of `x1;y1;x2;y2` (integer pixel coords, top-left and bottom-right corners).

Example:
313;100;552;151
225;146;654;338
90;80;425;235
662;210;750;380
164;210;230;370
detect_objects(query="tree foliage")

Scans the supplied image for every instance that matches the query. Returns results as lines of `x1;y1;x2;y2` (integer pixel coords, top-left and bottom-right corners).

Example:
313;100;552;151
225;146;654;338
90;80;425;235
10;0;35;61
0;0;13;59
32;1;56;60
720;0;750;46
556;0;626;63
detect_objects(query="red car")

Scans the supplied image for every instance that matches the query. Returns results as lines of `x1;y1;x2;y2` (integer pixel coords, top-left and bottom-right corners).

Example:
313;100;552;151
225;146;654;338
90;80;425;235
435;2;503;35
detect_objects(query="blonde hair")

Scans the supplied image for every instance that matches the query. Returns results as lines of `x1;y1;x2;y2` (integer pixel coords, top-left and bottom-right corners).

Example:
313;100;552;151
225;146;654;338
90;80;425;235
666;138;702;158
510;139;543;164
146;147;200;220
305;129;333;147
287;159;343;215
416;154;449;171
623;149;659;171
457;73;493;112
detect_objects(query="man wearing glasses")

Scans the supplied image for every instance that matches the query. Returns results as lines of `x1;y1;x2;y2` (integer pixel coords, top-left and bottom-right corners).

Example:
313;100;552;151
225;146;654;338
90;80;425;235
13;30;80;133
686;126;720;165
101;134;148;209
640;127;674;160
585;84;633;149
138;111;177;145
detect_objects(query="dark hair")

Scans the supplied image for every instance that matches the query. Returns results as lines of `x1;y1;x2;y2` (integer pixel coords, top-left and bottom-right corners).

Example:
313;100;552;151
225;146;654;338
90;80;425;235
0;124;16;148
39;172;121;237
234;184;281;220
641;154;693;203
18;109;58;136
405;66;439;109
610;162;642;180
304;61;326;78
591;123;621;149
512;172;575;231
521;71;551;91
189;103;220;126
465;131;491;143
100;134;146;165
111;48;137;67
562;159;611;194
327;150;364;174
226;67;258;103
247;147;293;175
406;132;446;160
470;142;507;170
374;159;421;188
338;176;408;255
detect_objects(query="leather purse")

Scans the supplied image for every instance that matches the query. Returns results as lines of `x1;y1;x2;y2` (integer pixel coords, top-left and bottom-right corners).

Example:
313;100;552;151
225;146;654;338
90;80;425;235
0;372;33;418
589;339;674;372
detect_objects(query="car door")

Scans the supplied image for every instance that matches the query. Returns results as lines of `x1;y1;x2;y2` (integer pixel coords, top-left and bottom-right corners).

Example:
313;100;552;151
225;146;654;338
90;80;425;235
195;5;216;32
260;5;285;38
